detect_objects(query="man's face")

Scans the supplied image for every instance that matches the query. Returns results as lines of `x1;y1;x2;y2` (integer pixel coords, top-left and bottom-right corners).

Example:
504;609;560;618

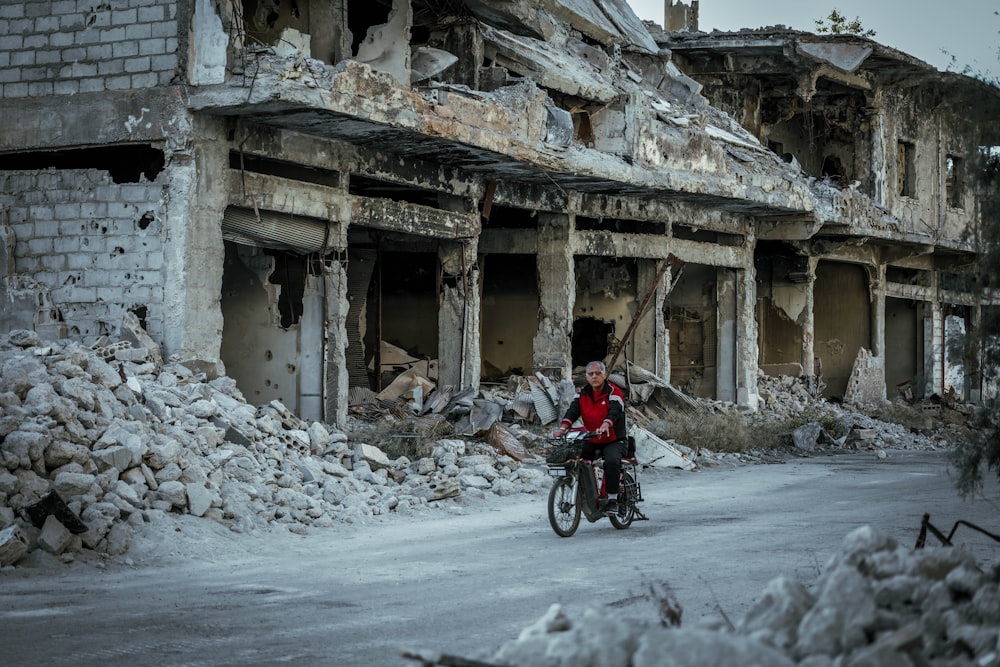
585;365;606;390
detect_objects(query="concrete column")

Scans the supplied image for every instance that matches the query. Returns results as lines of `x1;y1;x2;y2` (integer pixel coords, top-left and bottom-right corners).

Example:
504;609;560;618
716;267;737;403
437;242;481;391
298;275;325;422
869;263;886;358
443;21;482;88
735;264;759;410
533;212;574;381
801;256;818;376
925;300;944;398
632;260;668;375
324;257;350;427
309;0;350;66
162;114;226;362
868;263;889;404
968;306;982;402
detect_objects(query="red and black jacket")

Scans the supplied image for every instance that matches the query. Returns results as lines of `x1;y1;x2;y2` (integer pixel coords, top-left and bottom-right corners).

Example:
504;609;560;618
559;381;626;445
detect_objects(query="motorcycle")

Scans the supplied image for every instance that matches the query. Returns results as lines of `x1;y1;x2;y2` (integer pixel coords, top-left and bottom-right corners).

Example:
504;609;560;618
545;429;646;537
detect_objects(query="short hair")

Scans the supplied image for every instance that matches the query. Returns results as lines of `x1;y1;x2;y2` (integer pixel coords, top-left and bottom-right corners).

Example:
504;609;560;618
585;361;607;374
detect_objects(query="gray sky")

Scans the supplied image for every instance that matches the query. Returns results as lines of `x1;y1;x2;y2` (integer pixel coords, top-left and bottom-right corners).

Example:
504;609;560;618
627;0;1000;82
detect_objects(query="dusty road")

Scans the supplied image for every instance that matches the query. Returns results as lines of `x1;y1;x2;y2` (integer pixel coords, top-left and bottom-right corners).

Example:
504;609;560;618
3;448;999;666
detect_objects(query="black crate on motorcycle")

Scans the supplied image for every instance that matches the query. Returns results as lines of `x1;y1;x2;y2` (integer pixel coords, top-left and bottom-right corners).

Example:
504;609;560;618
546;443;578;464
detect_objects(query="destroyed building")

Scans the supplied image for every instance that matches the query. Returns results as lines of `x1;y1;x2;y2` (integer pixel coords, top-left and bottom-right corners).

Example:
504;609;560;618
0;0;997;428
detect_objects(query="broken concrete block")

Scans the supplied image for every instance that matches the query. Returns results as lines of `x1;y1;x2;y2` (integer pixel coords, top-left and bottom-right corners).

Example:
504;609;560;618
356;443;391;470
308;422;330;453
106;522;133;556
426;477;461;501
185;483;212;517
792;423;822;450
37;514;72;555
0;524;29;566
92;445;134;473
156;480;187;509
52;471;96;498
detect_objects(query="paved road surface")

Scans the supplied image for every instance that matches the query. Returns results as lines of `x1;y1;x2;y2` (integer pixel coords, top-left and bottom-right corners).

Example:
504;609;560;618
3;449;999;666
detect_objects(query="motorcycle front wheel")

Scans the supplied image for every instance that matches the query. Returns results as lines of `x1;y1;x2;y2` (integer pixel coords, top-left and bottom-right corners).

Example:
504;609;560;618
548;476;581;537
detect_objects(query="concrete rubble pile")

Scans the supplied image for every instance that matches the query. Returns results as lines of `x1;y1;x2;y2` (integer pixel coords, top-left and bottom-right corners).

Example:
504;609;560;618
741;372;959;456
429;526;999;667
0;329;550;566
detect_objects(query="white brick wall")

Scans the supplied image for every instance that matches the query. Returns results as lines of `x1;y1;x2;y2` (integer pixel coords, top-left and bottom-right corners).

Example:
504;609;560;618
0;0;180;98
1;169;166;340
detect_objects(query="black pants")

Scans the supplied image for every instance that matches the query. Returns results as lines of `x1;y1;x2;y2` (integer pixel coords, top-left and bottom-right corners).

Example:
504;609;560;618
581;439;626;495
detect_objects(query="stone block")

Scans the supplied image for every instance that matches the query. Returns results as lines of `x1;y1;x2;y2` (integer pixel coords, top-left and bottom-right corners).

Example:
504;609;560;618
37;514;72;555
185;483;212;516
92;445;133;472
0;524;29;565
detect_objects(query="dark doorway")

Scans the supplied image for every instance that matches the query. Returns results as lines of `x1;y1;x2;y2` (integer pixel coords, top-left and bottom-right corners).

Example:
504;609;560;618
571;317;614;368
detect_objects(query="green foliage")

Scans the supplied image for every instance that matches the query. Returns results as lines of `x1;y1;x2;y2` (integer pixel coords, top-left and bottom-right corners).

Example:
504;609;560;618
950;148;1000;497
814;9;876;37
869;401;936;433
649;411;753;453
649;407;846;453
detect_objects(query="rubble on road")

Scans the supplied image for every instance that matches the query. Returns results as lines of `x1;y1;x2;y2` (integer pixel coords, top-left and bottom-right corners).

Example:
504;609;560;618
418;526;1000;667
0;324;973;567
0;329;551;566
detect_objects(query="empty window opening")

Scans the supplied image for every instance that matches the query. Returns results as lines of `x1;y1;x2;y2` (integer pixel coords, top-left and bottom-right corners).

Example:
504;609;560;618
821;155;844;183
128;305;149;330
265;249;312;329
482;205;538;229
573;111;595;146
572;317;614;368
945;154;963;208
673;225;744;246
0;145;164;183
241;0;308;47
886;266;931;287
229;151;340;188
576;216;666;235
349;174;441;208
898;141;917;198
348;0;392;55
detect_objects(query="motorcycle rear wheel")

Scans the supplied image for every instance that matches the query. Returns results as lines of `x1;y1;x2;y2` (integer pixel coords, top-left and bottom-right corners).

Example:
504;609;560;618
609;471;636;529
548;476;581;537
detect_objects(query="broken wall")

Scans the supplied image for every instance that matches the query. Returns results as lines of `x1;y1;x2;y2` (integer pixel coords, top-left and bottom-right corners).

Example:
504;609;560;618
572;256;636;368
0;0;182;99
872;89;974;246
0;169;167;341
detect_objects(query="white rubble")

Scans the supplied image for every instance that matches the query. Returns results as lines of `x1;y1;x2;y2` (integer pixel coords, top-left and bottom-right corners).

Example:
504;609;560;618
476;525;1000;667
0;330;550;564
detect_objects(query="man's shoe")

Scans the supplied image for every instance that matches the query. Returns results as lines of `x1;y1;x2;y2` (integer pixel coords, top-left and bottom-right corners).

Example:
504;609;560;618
604;499;618;515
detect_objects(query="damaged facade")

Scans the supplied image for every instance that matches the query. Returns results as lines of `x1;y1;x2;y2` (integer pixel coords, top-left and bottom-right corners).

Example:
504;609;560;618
0;0;996;426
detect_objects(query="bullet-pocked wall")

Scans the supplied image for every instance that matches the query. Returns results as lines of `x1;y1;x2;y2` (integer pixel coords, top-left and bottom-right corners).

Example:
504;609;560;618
220;242;329;414
0;151;168;342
